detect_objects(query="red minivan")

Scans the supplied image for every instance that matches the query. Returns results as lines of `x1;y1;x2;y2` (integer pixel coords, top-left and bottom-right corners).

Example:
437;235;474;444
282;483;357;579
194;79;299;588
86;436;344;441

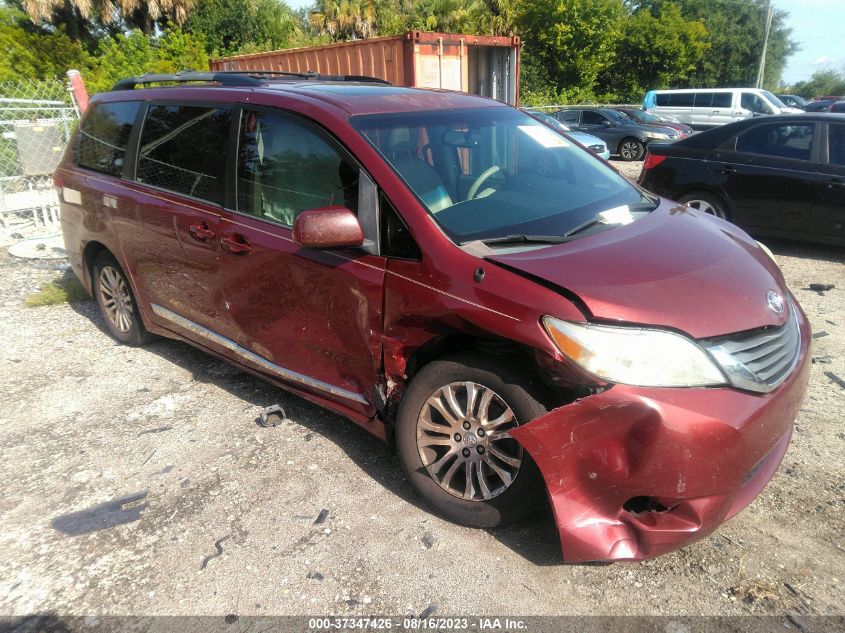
56;72;810;562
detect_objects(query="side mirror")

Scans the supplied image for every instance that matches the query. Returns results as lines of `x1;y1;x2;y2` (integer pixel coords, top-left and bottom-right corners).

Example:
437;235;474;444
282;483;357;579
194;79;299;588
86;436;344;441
601;120;612;127
293;206;363;249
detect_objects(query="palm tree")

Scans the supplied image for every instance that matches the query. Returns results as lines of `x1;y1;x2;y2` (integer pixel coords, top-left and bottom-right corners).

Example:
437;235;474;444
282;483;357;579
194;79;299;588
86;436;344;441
310;0;376;41
22;0;196;36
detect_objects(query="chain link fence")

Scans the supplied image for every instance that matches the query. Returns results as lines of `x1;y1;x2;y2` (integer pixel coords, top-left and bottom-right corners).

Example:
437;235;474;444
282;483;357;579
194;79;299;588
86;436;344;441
0;78;79;232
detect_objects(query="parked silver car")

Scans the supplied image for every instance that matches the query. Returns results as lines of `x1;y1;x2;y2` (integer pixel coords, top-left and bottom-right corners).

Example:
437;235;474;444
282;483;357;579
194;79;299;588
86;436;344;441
522;109;611;160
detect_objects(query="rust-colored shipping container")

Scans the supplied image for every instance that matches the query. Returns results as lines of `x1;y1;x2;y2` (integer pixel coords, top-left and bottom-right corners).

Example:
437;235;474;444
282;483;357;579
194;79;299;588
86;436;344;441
210;31;521;105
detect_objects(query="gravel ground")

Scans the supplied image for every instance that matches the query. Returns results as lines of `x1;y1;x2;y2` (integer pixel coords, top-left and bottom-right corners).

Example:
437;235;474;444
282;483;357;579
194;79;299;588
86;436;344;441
0;195;843;624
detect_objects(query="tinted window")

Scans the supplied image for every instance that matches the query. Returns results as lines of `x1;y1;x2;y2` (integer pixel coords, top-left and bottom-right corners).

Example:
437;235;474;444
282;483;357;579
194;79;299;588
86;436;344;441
713;92;733;108
75;101;140;177
555;110;579;123
693;92;714;107
136;105;231;205
237;109;359;227
668;93;695;107
829;124;845;166
581;111;608;125
735;123;815;161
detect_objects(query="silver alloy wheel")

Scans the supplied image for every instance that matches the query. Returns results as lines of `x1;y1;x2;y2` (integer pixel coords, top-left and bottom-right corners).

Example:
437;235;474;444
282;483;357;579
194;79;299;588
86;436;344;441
620;140;642;160
98;265;134;333
416;381;523;501
684;198;727;219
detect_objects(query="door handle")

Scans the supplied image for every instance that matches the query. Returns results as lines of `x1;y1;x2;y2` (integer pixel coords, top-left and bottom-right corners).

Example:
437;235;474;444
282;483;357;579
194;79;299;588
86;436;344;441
716;164;737;175
824;178;845;189
189;222;215;240
221;233;252;254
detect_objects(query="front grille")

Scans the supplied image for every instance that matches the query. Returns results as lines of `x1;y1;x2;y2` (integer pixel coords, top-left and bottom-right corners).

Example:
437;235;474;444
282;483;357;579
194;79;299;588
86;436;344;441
703;305;801;393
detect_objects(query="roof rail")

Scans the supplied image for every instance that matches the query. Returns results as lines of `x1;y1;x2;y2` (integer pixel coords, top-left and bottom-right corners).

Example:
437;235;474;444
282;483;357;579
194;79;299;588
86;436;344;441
111;70;391;91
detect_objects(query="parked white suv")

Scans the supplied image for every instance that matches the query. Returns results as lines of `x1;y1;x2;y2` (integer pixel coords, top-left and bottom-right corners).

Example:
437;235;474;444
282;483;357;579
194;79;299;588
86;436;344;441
643;88;803;130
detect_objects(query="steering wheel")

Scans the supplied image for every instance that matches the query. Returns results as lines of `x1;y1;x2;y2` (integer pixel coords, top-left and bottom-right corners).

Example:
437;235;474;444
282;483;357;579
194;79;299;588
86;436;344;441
467;165;501;200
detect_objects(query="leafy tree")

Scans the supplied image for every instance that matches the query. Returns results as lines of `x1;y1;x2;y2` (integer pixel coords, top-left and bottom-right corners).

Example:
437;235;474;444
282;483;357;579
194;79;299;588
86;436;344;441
790;69;845;99
518;0;623;101
84;28;208;93
0;7;90;81
597;3;708;101
632;0;795;90
185;0;306;56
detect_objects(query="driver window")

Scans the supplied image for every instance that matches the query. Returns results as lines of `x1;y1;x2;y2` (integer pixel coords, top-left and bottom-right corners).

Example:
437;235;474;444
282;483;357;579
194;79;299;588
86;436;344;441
237;109;359;227
741;93;772;114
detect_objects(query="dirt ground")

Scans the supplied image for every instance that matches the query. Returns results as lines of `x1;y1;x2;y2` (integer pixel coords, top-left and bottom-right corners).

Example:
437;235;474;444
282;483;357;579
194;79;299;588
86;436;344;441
0;180;843;624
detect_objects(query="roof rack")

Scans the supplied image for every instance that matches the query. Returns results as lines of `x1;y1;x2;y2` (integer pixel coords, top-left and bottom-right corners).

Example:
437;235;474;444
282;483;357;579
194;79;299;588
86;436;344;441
111;70;391;91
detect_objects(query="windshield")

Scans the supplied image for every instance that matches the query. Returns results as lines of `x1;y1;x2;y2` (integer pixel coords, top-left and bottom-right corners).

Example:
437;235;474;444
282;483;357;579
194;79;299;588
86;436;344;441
628;109;661;124
353;107;652;244
603;109;632;123
762;90;788;109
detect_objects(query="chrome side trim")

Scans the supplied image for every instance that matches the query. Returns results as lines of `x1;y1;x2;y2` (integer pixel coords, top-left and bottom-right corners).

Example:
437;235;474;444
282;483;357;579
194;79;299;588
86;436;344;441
150;304;369;405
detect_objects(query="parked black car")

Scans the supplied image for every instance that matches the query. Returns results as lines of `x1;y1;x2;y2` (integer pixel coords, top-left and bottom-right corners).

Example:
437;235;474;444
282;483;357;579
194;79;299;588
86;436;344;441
638;114;845;246
804;100;835;112
553;107;679;161
831;101;845;113
777;94;810;109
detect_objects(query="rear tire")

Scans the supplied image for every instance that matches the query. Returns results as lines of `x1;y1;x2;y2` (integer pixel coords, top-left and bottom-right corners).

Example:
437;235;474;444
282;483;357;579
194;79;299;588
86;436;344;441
618;137;645;161
396;352;547;528
92;252;150;346
678;190;730;220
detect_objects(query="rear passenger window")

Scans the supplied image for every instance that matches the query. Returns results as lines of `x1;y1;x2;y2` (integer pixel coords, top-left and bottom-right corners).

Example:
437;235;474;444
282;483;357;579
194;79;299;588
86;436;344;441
75;101;140;177
693;92;714;107
735;123;815;161
668;93;695;107
713;92;733;108
555;110;579;124
237;109;359;227
829;124;845;166
136;105;232;205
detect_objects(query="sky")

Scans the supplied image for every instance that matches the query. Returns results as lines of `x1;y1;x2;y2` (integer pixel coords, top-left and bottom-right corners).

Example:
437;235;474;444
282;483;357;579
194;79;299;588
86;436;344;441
285;0;844;86
775;0;845;85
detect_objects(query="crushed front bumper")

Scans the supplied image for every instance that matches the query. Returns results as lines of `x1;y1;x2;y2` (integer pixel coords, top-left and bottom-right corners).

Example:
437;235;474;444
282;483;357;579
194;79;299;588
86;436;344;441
511;315;811;563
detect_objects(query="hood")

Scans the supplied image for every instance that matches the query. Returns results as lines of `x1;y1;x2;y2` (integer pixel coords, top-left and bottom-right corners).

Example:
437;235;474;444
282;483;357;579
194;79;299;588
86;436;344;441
780;106;805;114
486;200;789;339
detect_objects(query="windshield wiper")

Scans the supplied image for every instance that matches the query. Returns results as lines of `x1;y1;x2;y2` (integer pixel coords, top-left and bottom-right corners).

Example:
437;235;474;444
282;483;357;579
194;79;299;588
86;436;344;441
480;234;576;246
479;200;660;247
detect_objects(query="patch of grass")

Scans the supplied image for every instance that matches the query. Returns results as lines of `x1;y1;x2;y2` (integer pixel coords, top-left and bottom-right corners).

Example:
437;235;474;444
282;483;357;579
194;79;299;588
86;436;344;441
25;277;89;307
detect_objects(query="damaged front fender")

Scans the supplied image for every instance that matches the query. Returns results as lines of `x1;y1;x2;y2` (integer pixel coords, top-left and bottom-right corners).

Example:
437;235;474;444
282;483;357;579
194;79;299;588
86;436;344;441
509;352;810;562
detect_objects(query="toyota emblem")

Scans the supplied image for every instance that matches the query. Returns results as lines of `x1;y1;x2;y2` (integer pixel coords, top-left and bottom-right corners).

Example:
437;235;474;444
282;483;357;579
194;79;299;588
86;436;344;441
766;290;785;315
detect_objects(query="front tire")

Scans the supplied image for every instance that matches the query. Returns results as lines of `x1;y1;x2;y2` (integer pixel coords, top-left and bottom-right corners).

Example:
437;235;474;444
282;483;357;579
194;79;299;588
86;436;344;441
678;190;730;220
396;352;547;528
93;252;150;346
618;137;645;161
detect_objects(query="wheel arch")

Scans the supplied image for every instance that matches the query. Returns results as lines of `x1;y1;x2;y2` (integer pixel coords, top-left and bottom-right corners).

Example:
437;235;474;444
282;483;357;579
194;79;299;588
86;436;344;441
82;240;110;291
382;330;549;425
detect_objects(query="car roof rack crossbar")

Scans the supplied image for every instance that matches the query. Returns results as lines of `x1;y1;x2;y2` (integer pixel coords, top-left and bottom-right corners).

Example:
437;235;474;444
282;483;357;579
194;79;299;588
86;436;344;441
111;70;391;91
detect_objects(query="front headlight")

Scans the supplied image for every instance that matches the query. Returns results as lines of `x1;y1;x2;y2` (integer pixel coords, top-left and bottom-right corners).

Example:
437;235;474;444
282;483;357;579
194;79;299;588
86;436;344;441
644;131;670;140
543;317;727;387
